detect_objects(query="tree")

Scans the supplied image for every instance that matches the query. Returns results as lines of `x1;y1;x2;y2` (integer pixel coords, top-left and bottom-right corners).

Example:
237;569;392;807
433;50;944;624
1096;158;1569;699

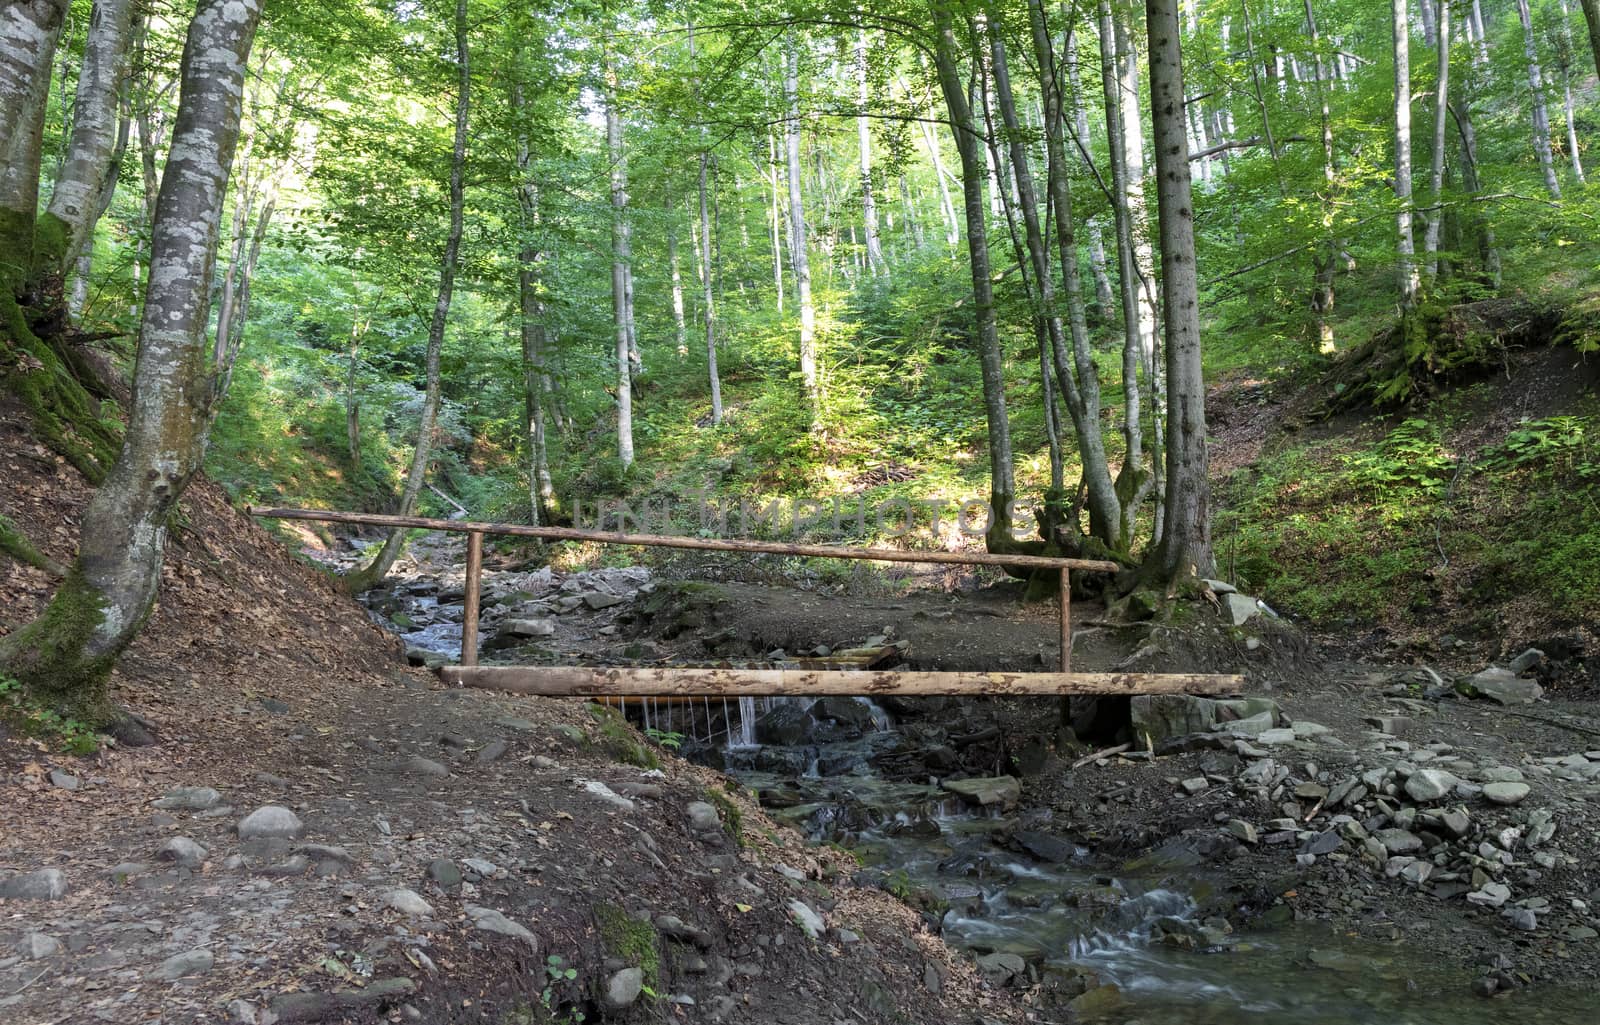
344;0;471;590
783;34;819;419
1393;0;1419;310
0;0;265;722
1516;0;1563;199
1143;0;1212;583
1423;0;1450;279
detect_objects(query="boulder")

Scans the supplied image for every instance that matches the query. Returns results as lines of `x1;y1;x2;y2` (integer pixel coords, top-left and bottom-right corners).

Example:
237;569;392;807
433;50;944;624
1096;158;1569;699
0;868;68;900
1404;769;1459;803
809;697;875;731
754;702;814;746
1222;592;1262;626
1457;668;1543;705
237;806;305;840
942;776;1021;811
1130;695;1279;744
603;967;644;1009
1482;781;1531;806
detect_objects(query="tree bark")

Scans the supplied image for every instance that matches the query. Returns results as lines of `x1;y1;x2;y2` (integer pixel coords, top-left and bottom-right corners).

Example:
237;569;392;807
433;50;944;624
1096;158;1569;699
930;0;1013;546
0;0;264;719
690;21;722;425
856;30;887;277
513;73;552;525
1557;0;1587;183
1304;0;1337;352
605;38;635;467
1516;0;1563;199
1026;0;1124;551
1144;0;1213;582
346;0;469;589
1064;40;1116;317
668;220;688;355
1423;0;1450;279
784;36;819;418
0;0;68;276
45;0;136;269
1582;0;1600;80
1393;0;1419;310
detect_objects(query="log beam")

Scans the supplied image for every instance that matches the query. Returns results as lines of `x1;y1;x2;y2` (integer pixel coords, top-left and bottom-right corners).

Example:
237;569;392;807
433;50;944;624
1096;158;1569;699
440;666;1242;697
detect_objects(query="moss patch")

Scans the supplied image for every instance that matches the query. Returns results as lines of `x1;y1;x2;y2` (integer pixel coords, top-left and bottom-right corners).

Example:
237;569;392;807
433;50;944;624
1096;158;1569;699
702;787;745;848
593;903;660;987
0;568;121;724
584;703;661;769
0;514;63;574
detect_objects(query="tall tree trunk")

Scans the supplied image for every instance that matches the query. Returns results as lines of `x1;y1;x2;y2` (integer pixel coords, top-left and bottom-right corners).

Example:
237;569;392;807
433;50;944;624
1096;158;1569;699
0;0;264;719
1582;0;1600;79
930;0;1013;546
668;220;688;355
690;21;722;424
1144;0;1213;583
605;41;634;467
856;30;887;277
1451;86;1502;284
784;37;819;418
346;0;469;589
1557;0;1587;183
513;74;552;525
1026;0;1124;551
345;318;364;472
1393;0;1419;310
1516;0;1563;199
919;103;961;248
1305;0;1337;352
1065;41;1116;317
767;130;784;313
0;0;68;277
1423;0;1451;279
44;0;136;269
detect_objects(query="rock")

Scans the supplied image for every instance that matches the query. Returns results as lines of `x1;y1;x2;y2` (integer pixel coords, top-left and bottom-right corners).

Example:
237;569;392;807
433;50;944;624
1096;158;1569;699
154;948;214;980
1256;728;1296;746
1222;711;1277;738
787;899;825;939
1507;648;1545;674
1180;777;1209;795
976;951;1026;985
18;933;61;959
237;806;305;840
1467;883;1511;908
686;801;722;832
476;740;510;764
427;859;463;889
1374;828;1422;854
226;999;258;1023
154;786;224;811
1226;820;1258;844
1222;592;1261;626
461;857;500;878
1479;766;1524;783
48;769;79;791
0;868;67;900
1130;694;1280;743
269;978;416;1022
754;702;814;746
1364;716;1412;736
1294;782;1329;801
603;967;644;1010
582;781;635;812
504;618;557;637
1483;781;1530;805
809;696;876;731
385;889;434;916
1014;831;1081;863
655;915;714;949
582;592;626;610
1439;807;1472;838
465;905;538;947
1201;578;1237;594
1458;668;1543;705
1301;831;1343;856
157;837;209;868
1405;769;1460;803
942;776;1022;811
1505;908;1538;931
403;755;449;778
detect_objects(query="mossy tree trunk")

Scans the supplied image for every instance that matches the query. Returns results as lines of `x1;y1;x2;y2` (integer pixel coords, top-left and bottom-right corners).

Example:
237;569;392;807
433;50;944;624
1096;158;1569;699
0;0;265;723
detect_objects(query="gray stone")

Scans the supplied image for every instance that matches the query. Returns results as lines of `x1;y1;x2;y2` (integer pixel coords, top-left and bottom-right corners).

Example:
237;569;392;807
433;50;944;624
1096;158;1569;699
787;899;825;939
153;786;224;811
581;781;635;811
1458;668;1543;705
681;799;720;831
1291;721;1332;739
1302;831;1343;856
461;857;499;878
1364;716;1412;736
1374;828;1422;854
1405;769;1459;803
154;948;214;980
1226;819;1258;844
1479;765;1524;783
385;889;434;917
1222;711;1277;738
1131;694;1281;744
1483;781;1531;806
226;999;258;1023
503;618;556;638
1294;782;1329;801
1256;728;1296;746
427;859;463;889
1180;777;1209;795
976;951;1026;984
403;755;450;778
1467;883;1511;908
942;776;1022;810
1439;807;1472;838
1222;592;1261;626
1505;908;1538;931
1201;579;1237;594
603;967;644;1009
18;933;61;959
237;806;305;840
476;740;510;764
0;868;67;900
582;592;626;611
157;837;208;868
466;905;538;947
48;769;79;791
1507;649;1545;674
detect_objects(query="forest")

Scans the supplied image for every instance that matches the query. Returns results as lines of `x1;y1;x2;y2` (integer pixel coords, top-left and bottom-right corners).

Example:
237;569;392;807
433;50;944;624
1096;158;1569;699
4;0;1600;1022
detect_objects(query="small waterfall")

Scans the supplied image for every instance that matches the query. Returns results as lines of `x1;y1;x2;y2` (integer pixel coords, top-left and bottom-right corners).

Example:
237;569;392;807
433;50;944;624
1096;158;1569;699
738;696;758;746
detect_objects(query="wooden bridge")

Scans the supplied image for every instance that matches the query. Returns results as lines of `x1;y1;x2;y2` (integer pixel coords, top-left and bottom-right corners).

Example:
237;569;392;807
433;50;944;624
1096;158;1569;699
248;507;1242;699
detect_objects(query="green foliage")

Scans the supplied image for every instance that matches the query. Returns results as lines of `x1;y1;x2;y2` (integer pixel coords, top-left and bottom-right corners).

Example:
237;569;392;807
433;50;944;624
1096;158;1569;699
593;903;660;987
643;726;684;751
1340;418;1456;500
1479;416;1595;475
584;703;661;769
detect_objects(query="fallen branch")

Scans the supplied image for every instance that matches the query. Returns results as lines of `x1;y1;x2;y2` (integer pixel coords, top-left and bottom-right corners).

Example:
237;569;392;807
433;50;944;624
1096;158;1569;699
1071;743;1130;769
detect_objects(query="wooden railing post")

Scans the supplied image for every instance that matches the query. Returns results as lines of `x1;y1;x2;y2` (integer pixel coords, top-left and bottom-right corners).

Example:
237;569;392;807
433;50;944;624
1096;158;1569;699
461;530;484;667
1059;567;1071;673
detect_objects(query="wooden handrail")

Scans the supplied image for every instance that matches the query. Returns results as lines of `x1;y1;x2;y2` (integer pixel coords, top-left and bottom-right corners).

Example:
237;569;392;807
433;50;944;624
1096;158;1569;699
248;505;1123;678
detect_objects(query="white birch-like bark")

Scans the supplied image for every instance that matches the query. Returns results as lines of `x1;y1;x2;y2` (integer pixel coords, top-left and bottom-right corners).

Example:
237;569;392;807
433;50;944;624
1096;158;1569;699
1064;35;1116;316
1557;0;1586;183
1393;0;1419;309
605;41;634;467
668;220;688;355
1516;0;1563;198
856;30;887;277
1423;0;1451;278
45;0;136;267
0;0;68;249
1305;0;1337;352
784;37;818;414
1144;0;1213;581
